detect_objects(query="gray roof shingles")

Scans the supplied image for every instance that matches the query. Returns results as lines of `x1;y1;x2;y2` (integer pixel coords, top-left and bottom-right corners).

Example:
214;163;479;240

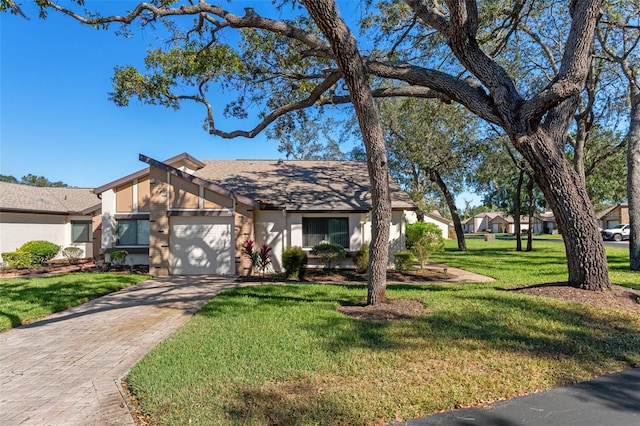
192;160;415;211
0;182;100;214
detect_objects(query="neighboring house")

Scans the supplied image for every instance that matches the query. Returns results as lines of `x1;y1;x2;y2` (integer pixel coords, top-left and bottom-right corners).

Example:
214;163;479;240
462;212;505;233
0;182;101;260
462;211;556;234
597;202;629;230
93;153;417;277
405;210;453;239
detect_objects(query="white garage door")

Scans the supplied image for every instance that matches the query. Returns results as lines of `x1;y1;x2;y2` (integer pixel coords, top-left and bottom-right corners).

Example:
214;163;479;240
170;216;234;275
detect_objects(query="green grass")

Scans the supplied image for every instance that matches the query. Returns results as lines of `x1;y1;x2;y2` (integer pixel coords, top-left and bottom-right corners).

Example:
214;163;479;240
128;239;640;425
0;272;149;331
431;238;639;289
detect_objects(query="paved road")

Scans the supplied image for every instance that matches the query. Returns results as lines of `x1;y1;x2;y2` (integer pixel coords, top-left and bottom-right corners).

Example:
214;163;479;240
0;276;246;426
393;367;640;426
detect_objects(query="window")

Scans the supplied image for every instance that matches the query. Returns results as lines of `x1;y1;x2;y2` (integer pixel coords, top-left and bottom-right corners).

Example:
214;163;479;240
116;219;149;246
302;217;349;248
71;221;92;243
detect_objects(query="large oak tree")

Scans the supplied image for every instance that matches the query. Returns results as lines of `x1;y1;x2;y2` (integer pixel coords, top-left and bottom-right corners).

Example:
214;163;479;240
8;0;616;291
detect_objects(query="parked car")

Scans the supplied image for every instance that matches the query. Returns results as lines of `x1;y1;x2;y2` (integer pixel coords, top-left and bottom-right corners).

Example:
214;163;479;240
601;224;630;241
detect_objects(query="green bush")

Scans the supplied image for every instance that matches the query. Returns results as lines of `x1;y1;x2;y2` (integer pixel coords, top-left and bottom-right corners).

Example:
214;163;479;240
393;251;415;272
311;243;347;270
353;244;369;273
405;222;445;269
61;247;84;264
2;251;33;269
282;246;308;280
18;240;60;265
109;250;129;266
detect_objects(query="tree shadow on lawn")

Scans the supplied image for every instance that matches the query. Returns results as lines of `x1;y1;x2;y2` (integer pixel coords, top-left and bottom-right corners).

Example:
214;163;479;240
193;284;640;423
223;380;352;426
0;273;146;329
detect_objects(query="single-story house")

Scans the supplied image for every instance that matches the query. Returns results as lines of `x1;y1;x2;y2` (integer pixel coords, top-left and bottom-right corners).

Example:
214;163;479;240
405;210;453;239
597;202;629;229
461;212;505;233
94;153;417;276
462;211;556;234
0;182;101;261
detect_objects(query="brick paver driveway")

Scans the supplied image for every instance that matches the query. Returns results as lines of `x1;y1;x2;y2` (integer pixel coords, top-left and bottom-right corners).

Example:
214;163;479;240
0;276;245;426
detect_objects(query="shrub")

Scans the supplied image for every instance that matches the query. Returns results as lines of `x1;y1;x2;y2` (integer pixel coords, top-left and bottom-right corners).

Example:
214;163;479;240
405;222;445;269
18;240;60;265
282;246;308;280
311;243;347;270
109;250;129;266
393;251;415;272
1;251;33;269
242;239;259;270
353;244;369;273
257;244;273;276
242;240;273;276
61;247;84;264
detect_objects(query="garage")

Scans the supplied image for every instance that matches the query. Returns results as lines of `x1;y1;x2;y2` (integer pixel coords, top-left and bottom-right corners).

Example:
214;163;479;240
170;216;234;275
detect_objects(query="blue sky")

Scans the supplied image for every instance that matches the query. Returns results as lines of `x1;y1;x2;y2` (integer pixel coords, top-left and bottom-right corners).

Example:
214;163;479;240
1;2;480;207
1;2;290;188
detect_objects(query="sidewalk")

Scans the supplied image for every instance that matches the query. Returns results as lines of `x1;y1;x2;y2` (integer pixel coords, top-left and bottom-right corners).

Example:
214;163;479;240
0;276;246;426
394;367;640;425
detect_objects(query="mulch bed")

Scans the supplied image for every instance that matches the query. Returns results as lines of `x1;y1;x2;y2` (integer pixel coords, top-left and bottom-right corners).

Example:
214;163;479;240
236;268;453;284
510;283;640;314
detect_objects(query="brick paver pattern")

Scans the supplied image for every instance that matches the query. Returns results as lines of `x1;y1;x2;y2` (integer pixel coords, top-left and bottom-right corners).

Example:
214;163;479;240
0;276;245;426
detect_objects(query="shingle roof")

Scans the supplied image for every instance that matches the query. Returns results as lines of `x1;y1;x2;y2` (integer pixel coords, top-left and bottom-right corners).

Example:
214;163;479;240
192;160;415;211
0;182;100;214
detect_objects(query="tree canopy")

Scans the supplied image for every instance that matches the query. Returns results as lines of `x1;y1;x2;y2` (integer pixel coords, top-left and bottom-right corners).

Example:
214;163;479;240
7;0;635;288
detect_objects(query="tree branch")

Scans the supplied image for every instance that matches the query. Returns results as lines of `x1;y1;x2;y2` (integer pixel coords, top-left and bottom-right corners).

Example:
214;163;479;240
521;0;602;127
206;72;342;138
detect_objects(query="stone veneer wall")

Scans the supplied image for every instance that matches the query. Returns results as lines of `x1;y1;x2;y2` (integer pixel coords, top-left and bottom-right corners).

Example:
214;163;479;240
235;203;254;276
149;167;170;277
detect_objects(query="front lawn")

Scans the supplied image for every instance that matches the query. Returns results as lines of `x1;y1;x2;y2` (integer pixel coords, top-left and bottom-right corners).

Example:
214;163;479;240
128;239;640;425
0;272;149;331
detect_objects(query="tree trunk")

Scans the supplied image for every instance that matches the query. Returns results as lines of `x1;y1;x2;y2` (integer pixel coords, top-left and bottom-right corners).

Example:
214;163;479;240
628;89;640;271
516;130;611;290
303;0;390;304
514;168;524;251
430;170;467;251
526;175;534;252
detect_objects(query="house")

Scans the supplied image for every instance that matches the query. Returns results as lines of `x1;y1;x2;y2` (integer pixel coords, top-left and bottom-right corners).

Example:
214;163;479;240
461;212;505;233
405;210;453;239
0;182;101;260
93;153;417;276
597;202;629;229
462;211;556;234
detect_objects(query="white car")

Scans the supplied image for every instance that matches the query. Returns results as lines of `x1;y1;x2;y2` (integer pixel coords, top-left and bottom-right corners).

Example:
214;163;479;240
601;224;630;241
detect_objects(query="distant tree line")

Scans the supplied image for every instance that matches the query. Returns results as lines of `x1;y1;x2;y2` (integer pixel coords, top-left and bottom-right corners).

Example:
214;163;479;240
0;174;68;187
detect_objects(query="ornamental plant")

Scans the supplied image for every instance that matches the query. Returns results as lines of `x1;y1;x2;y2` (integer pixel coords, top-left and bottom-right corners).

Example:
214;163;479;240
311;243;346;270
242;240;273;277
282;246;308;280
406;222;445;269
18;240;60;266
109;250;129;267
353;244;369;274
393;251;415;272
61;247;84;264
1;251;33;270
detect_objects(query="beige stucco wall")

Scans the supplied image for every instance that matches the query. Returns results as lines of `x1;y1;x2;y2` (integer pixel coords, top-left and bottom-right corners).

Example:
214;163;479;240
254;210;408;272
0;212;96;260
404;211;450;239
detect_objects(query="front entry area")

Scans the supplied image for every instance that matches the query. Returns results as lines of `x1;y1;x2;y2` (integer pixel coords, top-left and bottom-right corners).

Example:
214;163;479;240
170;216;234;275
